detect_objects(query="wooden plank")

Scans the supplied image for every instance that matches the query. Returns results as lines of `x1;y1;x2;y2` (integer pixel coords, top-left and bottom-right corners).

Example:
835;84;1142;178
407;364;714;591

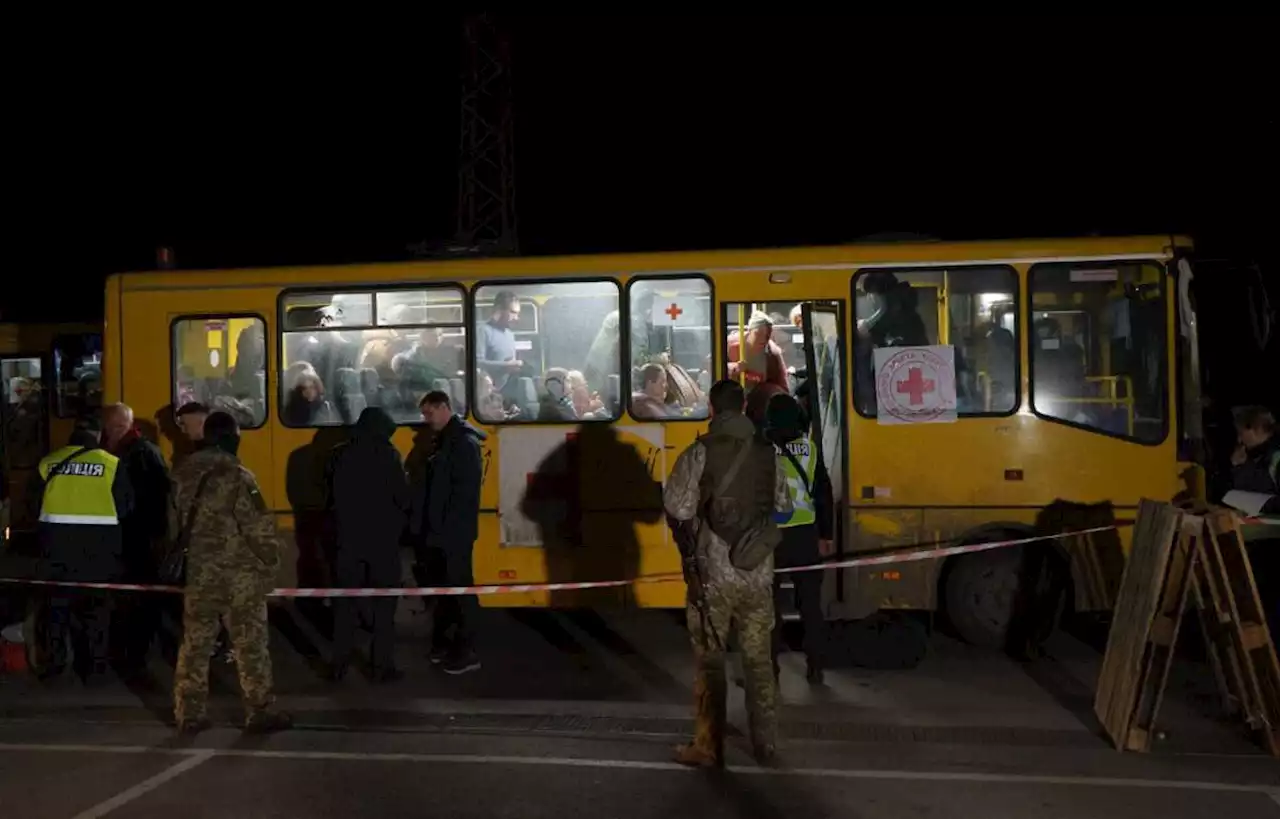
1202;511;1280;757
1093;499;1183;750
1125;516;1200;751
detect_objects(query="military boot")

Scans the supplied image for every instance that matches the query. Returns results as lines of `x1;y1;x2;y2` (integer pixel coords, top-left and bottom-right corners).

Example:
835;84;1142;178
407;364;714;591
244;709;293;734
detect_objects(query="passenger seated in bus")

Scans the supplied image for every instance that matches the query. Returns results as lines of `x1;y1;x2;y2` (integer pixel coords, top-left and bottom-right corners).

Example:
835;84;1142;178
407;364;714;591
566;370;606;419
631;363;671;419
538;368;577;422
392;327;459;393
476;369;518;421
726;311;788;393
284;369;334;425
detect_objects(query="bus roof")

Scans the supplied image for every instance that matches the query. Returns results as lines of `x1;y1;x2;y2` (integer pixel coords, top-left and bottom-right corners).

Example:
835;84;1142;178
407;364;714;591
111;234;1192;292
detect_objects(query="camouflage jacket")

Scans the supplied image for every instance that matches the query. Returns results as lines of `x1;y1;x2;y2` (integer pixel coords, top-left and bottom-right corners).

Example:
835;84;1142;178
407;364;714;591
663;413;791;593
169;447;280;595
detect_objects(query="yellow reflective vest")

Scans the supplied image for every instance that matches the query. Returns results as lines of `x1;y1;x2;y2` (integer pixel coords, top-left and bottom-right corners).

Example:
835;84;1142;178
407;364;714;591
774;435;817;529
37;445;121;526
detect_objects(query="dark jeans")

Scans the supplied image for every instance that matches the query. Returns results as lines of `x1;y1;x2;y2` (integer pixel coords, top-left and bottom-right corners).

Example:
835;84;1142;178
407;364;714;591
772;525;825;672
47;590;110;676
332;551;401;671
416;542;477;655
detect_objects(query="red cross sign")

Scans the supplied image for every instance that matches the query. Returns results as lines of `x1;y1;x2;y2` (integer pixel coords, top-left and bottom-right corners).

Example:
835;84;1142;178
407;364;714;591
895;366;935;406
664;303;684;321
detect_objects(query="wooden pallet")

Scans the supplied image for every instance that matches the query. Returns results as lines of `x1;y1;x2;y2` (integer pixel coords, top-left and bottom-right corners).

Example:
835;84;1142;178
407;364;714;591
1093;499;1280;756
1196;510;1280;755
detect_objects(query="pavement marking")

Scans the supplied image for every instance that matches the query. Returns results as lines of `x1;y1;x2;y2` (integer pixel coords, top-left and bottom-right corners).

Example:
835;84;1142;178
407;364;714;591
68;749;214;819
2;742;1277;798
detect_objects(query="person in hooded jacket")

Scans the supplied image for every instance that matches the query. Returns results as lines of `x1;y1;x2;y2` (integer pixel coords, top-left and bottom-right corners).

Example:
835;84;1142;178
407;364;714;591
412;390;486;675
326;407;411;681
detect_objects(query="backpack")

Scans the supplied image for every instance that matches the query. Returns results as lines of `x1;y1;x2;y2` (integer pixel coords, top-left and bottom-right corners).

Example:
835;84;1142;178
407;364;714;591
700;436;781;571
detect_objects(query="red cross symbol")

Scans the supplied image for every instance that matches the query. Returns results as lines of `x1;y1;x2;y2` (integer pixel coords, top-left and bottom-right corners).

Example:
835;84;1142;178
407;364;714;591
895;366;935;406
525;432;581;495
664;303;684;321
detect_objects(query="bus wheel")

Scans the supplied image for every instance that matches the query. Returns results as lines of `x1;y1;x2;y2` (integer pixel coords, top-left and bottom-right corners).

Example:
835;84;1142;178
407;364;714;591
943;546;1024;650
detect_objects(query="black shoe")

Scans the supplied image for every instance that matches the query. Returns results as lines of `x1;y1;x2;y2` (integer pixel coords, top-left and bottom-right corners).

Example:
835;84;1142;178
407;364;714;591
442;651;481;676
371;667;405;684
176;717;212;736
428;645;450;665
805;661;825;686
244;710;292;734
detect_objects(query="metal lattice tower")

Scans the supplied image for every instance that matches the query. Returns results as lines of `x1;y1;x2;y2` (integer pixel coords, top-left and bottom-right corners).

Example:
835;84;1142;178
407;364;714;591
453;13;518;255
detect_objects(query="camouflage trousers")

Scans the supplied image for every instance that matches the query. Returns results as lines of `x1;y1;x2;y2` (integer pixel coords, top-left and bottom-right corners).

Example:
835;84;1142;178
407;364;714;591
686;576;777;758
174;585;274;724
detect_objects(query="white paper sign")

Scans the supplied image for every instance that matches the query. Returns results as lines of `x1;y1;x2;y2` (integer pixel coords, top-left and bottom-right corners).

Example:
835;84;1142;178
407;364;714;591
651;297;693;326
872;345;957;425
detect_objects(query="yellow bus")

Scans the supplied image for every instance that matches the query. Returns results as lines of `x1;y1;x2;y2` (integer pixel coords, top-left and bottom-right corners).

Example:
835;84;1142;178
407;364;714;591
1;322;104;546
103;235;1202;651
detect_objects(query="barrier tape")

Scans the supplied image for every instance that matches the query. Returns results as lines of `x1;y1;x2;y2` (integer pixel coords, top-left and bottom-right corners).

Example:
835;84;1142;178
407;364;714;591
0;524;1126;598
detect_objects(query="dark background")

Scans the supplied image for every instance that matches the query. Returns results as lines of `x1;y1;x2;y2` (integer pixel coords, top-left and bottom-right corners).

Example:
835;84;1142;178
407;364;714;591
7;15;1275;407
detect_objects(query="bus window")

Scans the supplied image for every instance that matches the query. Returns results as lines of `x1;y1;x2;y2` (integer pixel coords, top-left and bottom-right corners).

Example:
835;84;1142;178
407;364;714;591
851;268;1016;417
1;357;46;469
1029;261;1166;443
172;316;267;429
628;277;711;421
52;332;103;418
474;281;621;424
280;287;466;426
943;267;1019;414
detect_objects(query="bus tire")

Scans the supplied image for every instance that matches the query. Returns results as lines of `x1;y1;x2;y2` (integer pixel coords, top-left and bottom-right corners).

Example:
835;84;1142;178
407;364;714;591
943;546;1025;650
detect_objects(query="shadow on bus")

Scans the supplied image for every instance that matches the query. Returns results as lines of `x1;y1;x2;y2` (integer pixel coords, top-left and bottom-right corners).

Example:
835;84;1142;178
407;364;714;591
520;423;663;609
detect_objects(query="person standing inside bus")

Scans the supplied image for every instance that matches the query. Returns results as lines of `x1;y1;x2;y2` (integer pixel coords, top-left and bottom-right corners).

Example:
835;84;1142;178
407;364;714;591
415;390;485;675
763;392;834;685
326;407;410;682
477;291;524;394
664;379;790;767
726;312;789;394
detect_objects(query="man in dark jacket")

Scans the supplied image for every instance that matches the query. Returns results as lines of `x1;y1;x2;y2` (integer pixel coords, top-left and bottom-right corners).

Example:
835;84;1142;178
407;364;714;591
35;418;134;682
327;407;411;681
102;403;171;671
414;390;485;675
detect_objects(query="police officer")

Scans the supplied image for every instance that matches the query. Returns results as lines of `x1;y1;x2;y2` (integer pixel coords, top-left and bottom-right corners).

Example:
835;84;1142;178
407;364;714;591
35;417;134;682
763;392;834;685
664;379;791;767
169;411;289;734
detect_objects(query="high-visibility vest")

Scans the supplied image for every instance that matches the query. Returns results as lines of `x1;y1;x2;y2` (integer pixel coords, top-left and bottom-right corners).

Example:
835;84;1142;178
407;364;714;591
774;435;817;529
36;445;120;526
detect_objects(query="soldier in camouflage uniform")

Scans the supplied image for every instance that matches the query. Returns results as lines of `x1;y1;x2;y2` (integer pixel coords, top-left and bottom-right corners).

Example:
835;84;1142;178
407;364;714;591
168;411;290;734
664;379;791;767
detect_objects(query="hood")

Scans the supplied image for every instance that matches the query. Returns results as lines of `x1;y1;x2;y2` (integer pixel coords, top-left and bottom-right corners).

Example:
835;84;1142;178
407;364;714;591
354;406;396;441
707;412;757;441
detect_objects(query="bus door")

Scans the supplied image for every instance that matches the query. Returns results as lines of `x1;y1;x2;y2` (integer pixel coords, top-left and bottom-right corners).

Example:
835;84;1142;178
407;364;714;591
1;354;49;546
799;302;848;606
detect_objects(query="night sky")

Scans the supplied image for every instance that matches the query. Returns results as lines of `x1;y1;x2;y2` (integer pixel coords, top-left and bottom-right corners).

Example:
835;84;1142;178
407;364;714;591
10;16;1274;336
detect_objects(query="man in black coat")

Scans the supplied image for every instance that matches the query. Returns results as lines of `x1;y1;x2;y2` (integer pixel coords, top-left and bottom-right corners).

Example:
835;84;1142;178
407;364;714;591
327;407;410;681
102;403;170;672
414;390;486;675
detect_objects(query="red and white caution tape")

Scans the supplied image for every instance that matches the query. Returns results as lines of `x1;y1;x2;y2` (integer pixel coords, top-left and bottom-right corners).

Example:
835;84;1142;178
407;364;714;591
0;524;1124;598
